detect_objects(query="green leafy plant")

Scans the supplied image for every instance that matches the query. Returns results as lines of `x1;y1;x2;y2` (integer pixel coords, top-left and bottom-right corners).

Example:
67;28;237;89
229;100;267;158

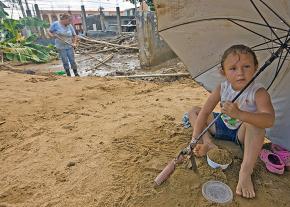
0;40;57;63
0;7;8;18
0;14;57;63
19;17;50;28
0;18;24;41
128;0;155;11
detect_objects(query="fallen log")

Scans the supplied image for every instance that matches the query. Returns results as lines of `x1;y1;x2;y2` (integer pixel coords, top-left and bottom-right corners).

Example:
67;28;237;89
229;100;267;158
112;73;191;78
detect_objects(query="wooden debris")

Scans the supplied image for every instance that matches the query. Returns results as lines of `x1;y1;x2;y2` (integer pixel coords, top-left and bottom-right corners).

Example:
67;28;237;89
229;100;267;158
0;63;22;73
76;34;138;55
77;49;111;67
112;73;191;78
73;34;138;71
86;54;114;71
93;54;114;69
78;36;138;50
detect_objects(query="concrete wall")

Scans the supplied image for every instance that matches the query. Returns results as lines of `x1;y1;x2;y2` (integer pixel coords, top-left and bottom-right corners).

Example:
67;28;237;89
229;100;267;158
137;11;176;68
86;15;135;32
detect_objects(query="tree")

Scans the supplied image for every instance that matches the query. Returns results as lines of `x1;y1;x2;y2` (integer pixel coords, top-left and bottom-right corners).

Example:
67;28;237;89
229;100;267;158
128;0;155;11
0;15;57;63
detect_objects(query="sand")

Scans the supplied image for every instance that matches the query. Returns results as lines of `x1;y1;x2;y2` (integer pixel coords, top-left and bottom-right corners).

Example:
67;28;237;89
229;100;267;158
208;148;232;165
0;69;290;207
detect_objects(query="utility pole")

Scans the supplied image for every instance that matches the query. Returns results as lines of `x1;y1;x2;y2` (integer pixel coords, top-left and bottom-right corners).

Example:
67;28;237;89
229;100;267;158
17;0;26;18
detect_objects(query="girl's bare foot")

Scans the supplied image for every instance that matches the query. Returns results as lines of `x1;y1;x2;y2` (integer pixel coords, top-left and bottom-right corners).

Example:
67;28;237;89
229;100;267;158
236;169;255;198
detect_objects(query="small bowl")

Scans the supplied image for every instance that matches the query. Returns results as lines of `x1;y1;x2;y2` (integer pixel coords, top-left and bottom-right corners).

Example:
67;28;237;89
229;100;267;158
207;155;231;170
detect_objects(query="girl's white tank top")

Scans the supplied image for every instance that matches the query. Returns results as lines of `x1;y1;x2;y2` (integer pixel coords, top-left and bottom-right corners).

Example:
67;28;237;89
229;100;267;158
220;80;264;129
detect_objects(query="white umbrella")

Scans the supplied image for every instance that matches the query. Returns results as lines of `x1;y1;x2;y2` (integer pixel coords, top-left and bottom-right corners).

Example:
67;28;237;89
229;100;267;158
154;0;290;150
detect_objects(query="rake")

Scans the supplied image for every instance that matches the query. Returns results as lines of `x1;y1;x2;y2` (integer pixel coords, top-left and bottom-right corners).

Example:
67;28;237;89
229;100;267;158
154;115;220;185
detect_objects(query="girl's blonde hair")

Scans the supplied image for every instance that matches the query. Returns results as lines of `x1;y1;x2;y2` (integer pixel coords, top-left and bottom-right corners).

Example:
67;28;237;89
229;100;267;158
221;45;258;70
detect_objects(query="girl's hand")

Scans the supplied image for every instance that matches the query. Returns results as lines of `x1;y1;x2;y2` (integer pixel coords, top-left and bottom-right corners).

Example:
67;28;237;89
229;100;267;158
193;143;210;157
221;101;241;119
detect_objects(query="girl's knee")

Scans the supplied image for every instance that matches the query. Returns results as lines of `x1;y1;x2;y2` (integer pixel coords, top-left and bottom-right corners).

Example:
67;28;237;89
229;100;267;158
244;123;265;141
244;123;265;132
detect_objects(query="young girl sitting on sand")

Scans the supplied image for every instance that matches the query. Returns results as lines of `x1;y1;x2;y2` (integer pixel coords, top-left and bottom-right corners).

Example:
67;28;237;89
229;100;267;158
187;44;275;199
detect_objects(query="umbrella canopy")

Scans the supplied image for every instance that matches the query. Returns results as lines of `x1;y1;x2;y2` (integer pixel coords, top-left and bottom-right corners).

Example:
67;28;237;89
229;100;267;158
154;0;290;150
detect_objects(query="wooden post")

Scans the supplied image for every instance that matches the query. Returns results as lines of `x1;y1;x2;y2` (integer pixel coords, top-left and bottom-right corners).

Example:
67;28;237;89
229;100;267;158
48;14;52;24
81;5;87;36
34;4;45;37
116;6;122;34
100;7;106;31
134;0;138;32
32;4;36;16
24;0;32;17
17;0;26;17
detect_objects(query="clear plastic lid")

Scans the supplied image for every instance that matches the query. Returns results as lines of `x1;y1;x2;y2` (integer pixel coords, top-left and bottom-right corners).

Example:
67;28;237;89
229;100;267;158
202;180;233;204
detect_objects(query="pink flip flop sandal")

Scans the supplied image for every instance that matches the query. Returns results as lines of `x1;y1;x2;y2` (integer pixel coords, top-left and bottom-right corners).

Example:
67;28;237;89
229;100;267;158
259;149;285;175
271;143;290;168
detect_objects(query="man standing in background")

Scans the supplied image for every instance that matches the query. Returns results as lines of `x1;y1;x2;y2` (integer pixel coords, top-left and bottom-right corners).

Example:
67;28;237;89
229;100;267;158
48;13;79;77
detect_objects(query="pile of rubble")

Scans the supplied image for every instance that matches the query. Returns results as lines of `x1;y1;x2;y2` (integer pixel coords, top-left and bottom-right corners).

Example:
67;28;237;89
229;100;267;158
75;34;139;72
77;34;138;54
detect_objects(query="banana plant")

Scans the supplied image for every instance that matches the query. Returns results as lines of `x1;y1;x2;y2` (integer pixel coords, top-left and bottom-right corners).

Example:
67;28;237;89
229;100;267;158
19;16;49;28
0;13;57;63
0;7;8;19
0;38;57;63
0;18;24;41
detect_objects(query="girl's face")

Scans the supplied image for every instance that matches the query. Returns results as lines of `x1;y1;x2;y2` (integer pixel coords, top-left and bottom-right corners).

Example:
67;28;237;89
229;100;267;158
222;52;257;91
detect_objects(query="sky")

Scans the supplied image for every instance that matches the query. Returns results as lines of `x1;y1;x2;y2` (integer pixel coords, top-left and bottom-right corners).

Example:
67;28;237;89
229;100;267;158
3;0;136;19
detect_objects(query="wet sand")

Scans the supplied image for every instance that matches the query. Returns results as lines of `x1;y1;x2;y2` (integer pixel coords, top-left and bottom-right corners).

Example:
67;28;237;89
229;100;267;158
0;70;289;207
